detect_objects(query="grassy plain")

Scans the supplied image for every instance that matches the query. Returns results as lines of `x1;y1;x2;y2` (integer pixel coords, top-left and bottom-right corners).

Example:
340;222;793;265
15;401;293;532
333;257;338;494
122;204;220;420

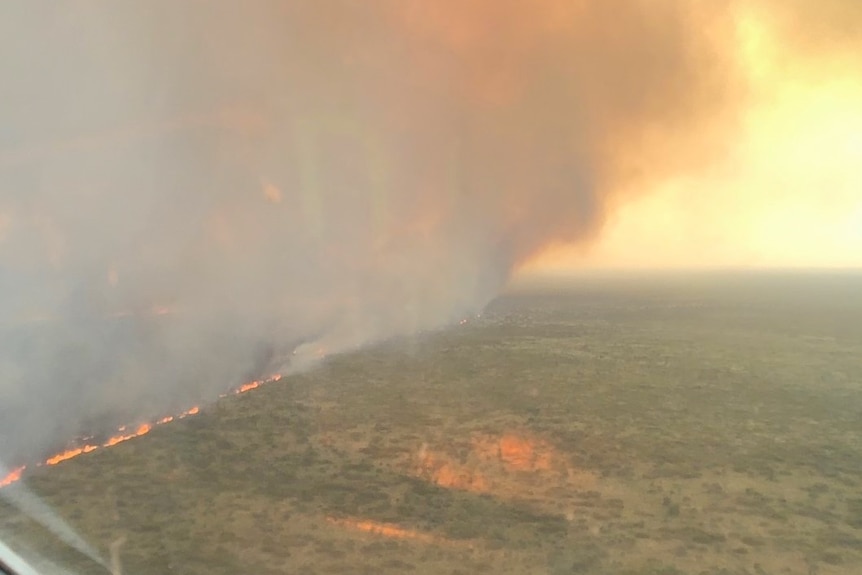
2;271;862;574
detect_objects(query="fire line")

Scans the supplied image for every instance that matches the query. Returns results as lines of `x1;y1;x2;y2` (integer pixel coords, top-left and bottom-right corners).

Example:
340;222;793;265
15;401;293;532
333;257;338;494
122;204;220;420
0;374;283;488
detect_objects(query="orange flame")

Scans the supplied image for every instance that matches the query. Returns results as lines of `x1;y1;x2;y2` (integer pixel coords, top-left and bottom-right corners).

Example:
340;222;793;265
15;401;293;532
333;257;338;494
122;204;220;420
46;444;98;466
0;374;284;488
179;406;200;418
236;381;260;394
0;466;25;488
103;423;151;448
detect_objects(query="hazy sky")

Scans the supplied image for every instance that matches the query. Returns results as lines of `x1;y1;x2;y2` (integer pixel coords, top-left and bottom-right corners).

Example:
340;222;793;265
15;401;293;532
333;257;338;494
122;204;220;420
528;2;862;271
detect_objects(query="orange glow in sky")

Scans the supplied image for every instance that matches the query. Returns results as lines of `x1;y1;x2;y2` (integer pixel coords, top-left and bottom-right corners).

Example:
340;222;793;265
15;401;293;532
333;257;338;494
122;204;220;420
526;7;862;271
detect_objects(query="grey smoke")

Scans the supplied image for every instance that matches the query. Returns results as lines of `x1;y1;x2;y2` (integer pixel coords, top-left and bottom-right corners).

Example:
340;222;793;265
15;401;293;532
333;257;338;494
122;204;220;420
0;1;743;462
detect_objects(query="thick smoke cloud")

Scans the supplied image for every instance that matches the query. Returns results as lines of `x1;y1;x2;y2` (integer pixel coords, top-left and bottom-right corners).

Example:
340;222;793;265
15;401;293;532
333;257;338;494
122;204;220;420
760;0;862;55
0;1;742;463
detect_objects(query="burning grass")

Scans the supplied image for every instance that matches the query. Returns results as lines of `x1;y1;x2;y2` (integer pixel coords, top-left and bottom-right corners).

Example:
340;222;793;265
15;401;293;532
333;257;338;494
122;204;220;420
0;376;281;489
2;276;862;574
0;466;24;488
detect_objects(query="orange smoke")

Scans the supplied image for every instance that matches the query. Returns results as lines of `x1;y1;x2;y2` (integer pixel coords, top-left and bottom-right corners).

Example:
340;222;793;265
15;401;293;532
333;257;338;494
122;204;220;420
326;517;439;545
415;432;563;493
0;1;758;459
416;446;488;493
260;178;283;204
477;433;555;472
378;0;746;270
524;1;862;271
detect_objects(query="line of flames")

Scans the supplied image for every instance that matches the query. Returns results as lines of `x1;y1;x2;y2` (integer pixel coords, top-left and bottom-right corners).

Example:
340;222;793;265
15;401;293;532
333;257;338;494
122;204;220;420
0;374;283;489
0;316;477;489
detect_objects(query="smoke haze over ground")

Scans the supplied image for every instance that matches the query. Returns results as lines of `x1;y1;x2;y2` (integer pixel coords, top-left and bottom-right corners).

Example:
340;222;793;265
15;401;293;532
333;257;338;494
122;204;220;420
0;1;814;463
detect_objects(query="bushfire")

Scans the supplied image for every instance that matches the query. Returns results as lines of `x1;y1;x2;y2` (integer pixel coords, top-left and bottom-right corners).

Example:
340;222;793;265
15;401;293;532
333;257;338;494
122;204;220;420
0;374;282;488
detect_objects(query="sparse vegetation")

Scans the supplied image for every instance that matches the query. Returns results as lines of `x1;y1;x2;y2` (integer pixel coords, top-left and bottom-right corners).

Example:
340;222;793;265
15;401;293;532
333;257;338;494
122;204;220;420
2;272;861;574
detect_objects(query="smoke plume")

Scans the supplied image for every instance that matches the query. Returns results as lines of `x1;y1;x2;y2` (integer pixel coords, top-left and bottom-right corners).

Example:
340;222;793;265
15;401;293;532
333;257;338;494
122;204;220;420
0;1;744;462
